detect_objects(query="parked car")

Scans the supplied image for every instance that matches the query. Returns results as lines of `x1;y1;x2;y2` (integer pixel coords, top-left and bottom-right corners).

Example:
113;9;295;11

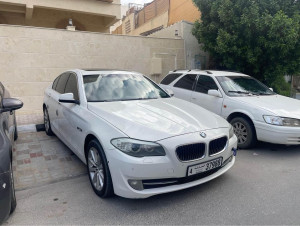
160;70;300;149
0;83;23;224
43;69;237;199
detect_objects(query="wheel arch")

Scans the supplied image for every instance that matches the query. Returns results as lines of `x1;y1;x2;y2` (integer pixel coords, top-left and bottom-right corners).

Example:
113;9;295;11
227;112;257;137
84;134;99;159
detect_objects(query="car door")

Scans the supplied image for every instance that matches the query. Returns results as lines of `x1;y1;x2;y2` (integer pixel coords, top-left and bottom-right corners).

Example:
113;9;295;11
190;75;224;115
171;74;197;102
0;83;14;142
58;72;84;156
47;73;70;134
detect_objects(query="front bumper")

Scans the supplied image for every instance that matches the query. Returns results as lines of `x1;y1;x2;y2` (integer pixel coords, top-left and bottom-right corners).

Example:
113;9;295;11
107;129;237;199
255;121;300;145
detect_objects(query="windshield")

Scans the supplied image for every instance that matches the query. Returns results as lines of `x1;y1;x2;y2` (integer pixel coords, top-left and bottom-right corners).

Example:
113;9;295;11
216;76;276;96
83;73;170;102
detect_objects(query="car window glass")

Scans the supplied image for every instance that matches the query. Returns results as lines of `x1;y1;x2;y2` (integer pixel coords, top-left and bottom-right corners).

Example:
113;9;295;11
216;76;275;96
160;73;182;85
64;73;79;100
174;74;197;91
55;73;70;94
196;75;219;94
83;73;169;102
52;76;60;90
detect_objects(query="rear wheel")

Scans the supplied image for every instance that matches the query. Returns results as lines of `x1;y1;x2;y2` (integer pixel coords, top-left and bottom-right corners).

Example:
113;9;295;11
10;162;16;214
230;117;257;149
86;139;114;198
43;108;54;136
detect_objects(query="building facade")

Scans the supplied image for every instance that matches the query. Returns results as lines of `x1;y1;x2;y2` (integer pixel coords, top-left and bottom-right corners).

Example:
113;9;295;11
112;0;200;36
0;0;121;32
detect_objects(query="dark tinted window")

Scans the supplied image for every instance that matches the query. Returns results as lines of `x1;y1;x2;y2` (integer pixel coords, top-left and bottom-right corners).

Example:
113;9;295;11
65;73;79;100
196;75;219;94
52;76;60;90
55;73;70;94
174;74;197;91
161;73;182;85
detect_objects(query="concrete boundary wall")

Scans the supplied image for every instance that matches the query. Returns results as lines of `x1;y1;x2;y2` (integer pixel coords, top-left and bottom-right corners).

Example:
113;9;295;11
0;25;185;115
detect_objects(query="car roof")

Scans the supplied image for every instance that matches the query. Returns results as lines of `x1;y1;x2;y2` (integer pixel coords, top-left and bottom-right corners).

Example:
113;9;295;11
74;69;143;76
169;70;249;77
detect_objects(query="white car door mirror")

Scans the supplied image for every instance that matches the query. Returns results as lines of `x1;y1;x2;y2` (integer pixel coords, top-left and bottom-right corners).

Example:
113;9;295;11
208;89;222;98
165;88;174;97
269;88;273;92
59;93;80;104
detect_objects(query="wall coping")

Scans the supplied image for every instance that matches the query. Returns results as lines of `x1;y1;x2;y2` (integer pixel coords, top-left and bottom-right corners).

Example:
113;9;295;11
0;24;184;41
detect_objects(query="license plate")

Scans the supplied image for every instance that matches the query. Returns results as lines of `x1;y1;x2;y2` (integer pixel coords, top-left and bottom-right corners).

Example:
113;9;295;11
187;157;223;176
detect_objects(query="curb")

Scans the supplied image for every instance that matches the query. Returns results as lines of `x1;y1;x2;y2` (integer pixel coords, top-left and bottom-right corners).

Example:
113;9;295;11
18;124;45;133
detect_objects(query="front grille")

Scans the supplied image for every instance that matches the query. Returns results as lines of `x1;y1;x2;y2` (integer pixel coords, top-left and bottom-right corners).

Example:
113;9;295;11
176;143;205;162
209;136;228;156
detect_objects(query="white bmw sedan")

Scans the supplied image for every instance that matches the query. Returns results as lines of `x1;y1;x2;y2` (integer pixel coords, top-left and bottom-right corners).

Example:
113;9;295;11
43;69;237;199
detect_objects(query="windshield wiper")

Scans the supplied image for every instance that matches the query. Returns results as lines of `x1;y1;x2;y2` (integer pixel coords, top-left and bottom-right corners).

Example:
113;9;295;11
228;91;252;95
121;98;158;101
256;92;274;96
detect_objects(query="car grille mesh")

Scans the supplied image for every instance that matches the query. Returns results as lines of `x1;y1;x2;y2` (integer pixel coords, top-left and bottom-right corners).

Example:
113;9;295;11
209;136;228;156
176;143;205;161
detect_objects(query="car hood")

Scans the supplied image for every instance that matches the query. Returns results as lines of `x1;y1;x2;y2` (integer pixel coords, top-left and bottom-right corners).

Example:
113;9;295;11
88;98;229;141
236;95;300;119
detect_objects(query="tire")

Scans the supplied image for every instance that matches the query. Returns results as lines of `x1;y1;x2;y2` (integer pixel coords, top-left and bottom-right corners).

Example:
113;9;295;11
230;117;257;149
86;139;114;198
43;107;54;136
14;115;18;141
10;162;16;214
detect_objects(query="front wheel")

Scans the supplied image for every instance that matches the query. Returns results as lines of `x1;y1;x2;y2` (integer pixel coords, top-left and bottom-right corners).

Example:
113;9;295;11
86;140;114;198
230;117;257;149
43;108;54;136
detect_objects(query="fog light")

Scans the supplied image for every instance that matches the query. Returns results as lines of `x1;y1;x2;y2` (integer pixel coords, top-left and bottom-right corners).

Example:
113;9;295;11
128;179;144;191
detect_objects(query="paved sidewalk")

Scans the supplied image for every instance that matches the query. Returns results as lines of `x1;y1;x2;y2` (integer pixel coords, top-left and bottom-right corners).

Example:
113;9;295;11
13;131;86;190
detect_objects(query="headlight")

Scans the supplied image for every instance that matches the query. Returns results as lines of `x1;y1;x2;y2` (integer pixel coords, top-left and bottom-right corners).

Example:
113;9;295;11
111;138;166;157
263;115;300;127
229;125;234;138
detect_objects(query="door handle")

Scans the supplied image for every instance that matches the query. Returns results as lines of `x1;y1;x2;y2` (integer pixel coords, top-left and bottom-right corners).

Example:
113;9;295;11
56;110;58;116
191;97;196;100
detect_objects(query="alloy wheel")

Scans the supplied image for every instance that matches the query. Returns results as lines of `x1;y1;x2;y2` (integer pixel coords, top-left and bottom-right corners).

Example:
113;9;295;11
88;147;105;191
232;121;248;144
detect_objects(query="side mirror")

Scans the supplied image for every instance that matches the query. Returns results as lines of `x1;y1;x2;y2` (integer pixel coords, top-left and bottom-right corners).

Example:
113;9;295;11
269;88;273;92
1;98;23;113
59;93;80;104
208;89;222;98
165;88;174;97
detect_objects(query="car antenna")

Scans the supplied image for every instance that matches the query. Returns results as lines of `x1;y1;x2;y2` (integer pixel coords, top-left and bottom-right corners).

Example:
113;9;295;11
206;71;213;74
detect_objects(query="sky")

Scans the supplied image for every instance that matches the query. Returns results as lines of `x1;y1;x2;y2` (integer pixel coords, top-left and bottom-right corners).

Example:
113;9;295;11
121;0;153;5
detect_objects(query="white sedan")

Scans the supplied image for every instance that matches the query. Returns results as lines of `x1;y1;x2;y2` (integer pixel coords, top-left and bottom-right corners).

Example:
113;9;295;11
160;70;300;149
43;69;237;199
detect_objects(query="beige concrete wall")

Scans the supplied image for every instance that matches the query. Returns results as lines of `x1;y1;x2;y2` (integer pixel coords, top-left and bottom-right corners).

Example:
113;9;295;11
0;25;185;115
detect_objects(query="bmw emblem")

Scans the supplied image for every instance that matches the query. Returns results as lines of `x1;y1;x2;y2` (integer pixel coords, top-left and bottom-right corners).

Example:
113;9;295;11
200;132;206;138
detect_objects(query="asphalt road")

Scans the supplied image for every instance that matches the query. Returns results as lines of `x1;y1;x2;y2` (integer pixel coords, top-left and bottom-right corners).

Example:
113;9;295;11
5;142;300;225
